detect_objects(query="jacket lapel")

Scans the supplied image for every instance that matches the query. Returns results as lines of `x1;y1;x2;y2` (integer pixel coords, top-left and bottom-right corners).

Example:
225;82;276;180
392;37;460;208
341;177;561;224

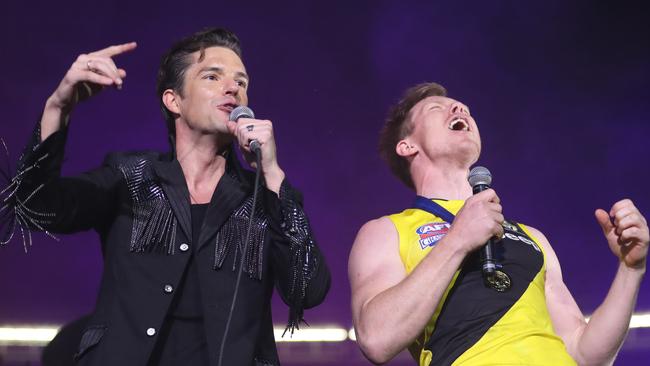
197;173;249;249
152;159;192;241
152;147;254;250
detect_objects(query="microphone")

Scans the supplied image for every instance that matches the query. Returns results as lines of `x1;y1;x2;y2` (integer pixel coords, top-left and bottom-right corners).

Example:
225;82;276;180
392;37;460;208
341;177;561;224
468;166;497;281
219;105;265;366
229;106;261;154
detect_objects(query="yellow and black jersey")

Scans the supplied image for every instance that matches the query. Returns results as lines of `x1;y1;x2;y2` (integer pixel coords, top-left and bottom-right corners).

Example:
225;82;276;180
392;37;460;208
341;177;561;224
389;199;576;366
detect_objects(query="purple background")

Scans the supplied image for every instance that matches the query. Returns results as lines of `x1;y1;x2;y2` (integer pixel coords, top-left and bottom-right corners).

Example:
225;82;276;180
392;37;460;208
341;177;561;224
1;0;649;365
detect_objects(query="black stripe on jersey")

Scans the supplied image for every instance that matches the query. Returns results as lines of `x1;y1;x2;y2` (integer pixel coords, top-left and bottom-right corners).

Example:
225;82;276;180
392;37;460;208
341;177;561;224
423;222;544;365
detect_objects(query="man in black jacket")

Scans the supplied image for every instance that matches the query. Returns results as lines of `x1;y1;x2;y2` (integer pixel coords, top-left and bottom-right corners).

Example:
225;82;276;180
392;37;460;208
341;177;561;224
9;28;330;365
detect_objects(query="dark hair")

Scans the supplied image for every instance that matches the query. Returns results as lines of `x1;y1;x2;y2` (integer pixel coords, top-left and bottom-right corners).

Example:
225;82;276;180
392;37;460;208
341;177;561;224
156;27;242;138
378;82;447;189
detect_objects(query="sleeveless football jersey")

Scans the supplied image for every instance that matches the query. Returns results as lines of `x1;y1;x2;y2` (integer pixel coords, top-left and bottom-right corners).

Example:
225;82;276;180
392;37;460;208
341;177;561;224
388;199;576;366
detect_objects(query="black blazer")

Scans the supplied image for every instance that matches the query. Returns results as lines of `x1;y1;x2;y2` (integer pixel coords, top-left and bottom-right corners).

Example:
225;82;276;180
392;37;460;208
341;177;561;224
12;125;330;365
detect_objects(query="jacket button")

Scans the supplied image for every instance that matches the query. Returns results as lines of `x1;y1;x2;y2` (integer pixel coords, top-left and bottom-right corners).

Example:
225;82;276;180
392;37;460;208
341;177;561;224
146;327;156;336
164;285;173;293
179;243;189;252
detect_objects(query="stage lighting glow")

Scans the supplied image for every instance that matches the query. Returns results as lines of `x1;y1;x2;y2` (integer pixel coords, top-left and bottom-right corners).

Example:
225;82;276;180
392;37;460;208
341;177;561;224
629;313;650;329
348;328;356;341
2;314;650;346
0;326;59;345
274;326;348;342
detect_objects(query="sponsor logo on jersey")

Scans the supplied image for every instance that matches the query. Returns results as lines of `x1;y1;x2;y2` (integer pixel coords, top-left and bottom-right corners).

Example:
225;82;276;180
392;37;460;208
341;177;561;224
416;222;451;249
503;232;542;252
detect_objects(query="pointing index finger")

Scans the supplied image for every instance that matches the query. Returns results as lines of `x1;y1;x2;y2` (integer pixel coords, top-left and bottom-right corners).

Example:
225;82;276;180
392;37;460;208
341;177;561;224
93;42;138;57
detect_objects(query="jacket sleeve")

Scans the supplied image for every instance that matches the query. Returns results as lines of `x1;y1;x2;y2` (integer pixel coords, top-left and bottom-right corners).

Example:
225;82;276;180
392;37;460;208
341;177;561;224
262;179;331;335
4;122;122;240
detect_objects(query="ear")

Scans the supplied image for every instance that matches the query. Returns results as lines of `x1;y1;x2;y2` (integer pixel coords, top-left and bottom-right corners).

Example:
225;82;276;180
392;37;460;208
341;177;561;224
162;89;181;115
396;139;418;158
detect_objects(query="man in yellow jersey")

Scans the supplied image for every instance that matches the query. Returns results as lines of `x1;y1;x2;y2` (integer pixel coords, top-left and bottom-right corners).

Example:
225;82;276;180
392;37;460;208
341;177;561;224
348;82;649;365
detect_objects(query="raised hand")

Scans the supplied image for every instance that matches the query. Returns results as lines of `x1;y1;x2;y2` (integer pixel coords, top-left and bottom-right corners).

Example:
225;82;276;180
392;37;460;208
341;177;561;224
49;42;137;110
596;199;649;270
41;42;137;140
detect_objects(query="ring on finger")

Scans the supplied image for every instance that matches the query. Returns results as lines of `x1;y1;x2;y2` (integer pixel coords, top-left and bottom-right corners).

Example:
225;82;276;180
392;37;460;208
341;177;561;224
86;60;93;72
246;124;254;132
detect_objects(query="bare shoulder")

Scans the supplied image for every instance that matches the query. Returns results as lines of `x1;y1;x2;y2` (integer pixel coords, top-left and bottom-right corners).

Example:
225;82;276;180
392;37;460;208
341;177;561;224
349;216;399;266
354;216;398;246
349;216;404;288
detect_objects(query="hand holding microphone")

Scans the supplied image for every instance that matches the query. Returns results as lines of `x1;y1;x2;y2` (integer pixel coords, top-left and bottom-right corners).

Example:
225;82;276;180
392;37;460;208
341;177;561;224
227;106;285;193
468;166;511;291
229;106;261;154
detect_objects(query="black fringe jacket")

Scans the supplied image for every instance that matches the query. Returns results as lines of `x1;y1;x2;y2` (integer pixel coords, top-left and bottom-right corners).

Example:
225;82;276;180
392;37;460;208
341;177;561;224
5;124;330;366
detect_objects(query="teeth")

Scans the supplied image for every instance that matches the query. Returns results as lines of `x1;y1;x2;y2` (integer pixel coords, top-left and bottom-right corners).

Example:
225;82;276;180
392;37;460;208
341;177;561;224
449;118;469;131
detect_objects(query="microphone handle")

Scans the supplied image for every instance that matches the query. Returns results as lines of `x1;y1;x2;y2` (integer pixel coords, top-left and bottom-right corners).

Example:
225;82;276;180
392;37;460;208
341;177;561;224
482;240;496;278
250;139;261;154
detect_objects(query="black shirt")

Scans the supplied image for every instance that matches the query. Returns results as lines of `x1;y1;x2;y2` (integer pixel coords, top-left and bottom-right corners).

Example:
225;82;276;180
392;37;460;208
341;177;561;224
148;203;209;366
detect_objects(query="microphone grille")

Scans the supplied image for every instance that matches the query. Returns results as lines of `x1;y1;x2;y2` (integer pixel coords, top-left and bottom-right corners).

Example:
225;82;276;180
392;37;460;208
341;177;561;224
229;105;255;121
468;166;492;187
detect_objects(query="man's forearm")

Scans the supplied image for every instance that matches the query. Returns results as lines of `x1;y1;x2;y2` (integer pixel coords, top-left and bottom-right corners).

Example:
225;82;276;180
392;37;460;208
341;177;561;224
573;263;645;365
41;97;69;141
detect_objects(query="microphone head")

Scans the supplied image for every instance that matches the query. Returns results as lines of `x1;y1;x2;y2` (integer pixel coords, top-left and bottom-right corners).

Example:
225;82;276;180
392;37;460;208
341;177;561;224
229;105;255;121
468;166;492;188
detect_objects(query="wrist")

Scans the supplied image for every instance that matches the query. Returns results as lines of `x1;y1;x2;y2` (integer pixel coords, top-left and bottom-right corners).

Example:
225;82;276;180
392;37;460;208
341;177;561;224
618;260;646;278
41;96;71;141
437;233;471;260
45;94;67;111
263;164;285;195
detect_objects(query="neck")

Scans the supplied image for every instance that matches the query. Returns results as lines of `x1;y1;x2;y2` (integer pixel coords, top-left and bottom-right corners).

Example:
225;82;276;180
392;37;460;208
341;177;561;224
174;130;231;193
412;161;473;200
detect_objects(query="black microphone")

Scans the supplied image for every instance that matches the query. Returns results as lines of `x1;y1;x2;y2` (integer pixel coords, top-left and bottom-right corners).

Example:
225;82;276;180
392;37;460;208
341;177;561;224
468;166;497;281
229;105;261;154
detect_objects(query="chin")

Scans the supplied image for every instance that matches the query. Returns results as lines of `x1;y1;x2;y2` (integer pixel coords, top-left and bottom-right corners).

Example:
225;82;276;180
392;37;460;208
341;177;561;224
206;120;229;133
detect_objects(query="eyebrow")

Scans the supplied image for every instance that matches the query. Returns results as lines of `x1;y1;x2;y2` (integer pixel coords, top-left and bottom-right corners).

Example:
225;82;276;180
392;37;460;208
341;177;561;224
198;66;250;81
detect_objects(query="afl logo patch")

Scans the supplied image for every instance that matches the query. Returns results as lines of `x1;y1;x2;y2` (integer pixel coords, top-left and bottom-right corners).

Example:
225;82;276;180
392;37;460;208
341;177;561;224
416;222;451;249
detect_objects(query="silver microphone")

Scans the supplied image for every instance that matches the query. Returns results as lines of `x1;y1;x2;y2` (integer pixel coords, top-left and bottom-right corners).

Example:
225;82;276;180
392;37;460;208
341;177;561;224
229;106;260;154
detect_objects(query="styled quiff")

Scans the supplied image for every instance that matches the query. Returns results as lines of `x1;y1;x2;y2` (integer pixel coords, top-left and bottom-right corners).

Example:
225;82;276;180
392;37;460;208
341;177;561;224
156;28;242;139
378;82;447;189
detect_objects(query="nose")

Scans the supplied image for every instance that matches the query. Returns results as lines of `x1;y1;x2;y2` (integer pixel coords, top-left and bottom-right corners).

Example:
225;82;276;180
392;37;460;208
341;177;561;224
451;103;469;115
223;78;240;97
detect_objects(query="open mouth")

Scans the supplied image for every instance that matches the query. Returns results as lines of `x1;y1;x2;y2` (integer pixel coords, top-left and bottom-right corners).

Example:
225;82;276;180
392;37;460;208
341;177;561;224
448;117;470;131
218;102;238;113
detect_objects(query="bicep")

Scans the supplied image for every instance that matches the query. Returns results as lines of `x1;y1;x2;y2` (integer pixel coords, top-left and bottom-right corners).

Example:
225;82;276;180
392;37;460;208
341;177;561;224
349;217;407;321
528;226;586;346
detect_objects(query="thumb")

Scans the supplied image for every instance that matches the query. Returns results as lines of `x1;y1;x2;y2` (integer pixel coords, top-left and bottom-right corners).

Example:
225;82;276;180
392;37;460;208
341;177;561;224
595;208;614;234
